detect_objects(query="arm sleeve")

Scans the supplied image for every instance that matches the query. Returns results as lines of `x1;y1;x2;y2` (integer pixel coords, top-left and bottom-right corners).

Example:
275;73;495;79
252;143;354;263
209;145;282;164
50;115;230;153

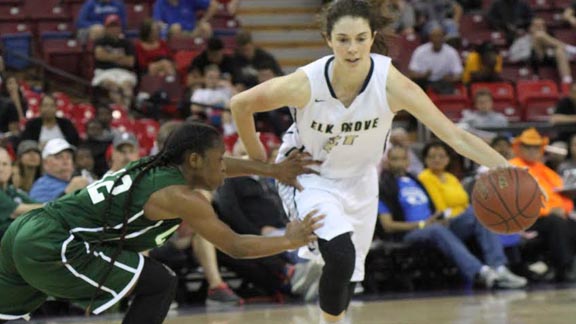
214;180;262;235
408;48;424;72
76;2;94;29
0;191;18;222
378;200;390;214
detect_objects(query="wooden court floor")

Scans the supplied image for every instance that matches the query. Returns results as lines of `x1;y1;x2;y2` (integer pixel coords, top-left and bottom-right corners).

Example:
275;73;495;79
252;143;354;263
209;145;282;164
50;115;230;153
26;287;576;324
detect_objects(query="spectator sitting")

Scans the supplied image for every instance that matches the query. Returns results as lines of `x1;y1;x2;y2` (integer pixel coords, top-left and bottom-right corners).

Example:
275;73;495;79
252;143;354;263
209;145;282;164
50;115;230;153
231;31;283;88
563;0;576;28
83;118;113;178
379;146;526;288
76;0;127;42
408;27;463;91
0;74;27;121
92;14;136;108
459;89;508;129
509;128;576;282
21;94;80;147
153;0;217;38
13;140;42;193
190;65;234;133
107;132;140;173
551;83;576;143
462;42;503;84
486;0;533;45
187;37;236;90
413;0;462;41
0;147;43;240
29;139;89;203
74;145;98;183
383;0;416;36
379;127;424;175
508;18;576;84
135;19;176;77
0;92;19;139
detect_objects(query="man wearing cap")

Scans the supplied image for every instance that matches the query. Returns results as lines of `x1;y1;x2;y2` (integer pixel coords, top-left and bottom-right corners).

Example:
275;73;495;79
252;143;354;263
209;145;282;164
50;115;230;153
108;132;140;172
76;0;127;42
14;140;42;193
509;127;576;282
29;139;89;203
92;14;136;108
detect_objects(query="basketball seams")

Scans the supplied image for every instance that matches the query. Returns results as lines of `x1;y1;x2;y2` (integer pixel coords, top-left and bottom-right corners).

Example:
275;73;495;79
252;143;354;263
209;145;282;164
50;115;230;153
473;194;510;232
513;168;540;221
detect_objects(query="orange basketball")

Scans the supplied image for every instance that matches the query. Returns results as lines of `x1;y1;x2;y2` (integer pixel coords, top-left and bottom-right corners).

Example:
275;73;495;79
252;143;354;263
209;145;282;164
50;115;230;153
471;167;542;234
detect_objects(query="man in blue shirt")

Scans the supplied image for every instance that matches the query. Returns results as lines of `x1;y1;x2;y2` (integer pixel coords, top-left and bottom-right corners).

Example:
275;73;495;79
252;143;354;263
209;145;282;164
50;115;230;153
153;0;217;38
29;139;89;203
378;146;526;289
76;0;127;42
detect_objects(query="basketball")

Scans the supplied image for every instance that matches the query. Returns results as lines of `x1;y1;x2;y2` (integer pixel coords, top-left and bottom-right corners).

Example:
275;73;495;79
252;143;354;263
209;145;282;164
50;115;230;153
472;167;542;234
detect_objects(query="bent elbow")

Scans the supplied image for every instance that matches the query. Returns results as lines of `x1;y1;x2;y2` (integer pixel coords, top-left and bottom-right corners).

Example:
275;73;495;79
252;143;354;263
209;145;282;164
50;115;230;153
230;94;249;115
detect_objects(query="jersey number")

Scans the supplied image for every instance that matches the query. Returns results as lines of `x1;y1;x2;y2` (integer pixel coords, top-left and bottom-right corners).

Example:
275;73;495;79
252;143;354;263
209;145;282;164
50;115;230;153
87;170;133;204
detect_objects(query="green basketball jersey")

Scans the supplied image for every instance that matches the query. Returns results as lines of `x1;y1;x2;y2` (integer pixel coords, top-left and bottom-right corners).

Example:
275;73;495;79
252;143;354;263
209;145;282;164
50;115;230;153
43;160;186;252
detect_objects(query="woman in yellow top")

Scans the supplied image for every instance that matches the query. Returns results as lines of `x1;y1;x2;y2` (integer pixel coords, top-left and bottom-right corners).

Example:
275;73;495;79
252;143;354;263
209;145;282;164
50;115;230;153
417;141;526;288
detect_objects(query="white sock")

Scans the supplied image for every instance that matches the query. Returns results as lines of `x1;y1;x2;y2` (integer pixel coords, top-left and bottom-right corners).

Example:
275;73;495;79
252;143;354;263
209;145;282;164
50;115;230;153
479;265;491;276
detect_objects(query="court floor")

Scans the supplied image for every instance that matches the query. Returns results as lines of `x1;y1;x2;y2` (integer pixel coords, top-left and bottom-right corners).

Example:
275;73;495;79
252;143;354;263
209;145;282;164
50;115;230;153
26;287;576;324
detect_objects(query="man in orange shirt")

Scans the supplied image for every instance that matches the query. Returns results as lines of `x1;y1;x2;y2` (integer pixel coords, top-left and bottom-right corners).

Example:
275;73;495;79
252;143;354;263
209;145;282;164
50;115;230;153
509;128;576;282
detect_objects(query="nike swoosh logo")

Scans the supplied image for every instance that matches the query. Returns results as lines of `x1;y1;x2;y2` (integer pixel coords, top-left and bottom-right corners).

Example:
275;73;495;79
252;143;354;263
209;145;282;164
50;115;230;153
314;99;325;102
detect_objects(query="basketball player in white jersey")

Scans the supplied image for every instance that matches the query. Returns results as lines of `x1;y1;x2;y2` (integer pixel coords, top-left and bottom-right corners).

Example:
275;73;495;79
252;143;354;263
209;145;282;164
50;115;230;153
231;0;534;323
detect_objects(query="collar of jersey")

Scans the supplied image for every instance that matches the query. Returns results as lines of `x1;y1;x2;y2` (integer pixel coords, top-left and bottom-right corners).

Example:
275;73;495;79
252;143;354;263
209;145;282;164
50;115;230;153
323;56;375;100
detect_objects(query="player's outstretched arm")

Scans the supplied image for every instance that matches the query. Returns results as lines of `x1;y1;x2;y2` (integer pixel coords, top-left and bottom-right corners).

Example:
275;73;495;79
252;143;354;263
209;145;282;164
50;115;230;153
386;65;508;169
145;185;324;259
230;70;311;162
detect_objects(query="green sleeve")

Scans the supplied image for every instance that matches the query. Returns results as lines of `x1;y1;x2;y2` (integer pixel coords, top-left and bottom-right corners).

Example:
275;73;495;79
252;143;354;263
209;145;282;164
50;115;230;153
0;190;18;222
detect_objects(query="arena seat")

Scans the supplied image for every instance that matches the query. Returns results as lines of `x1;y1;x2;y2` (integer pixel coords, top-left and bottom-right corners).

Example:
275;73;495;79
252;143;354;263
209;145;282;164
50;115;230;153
516;79;560;121
427;84;470;121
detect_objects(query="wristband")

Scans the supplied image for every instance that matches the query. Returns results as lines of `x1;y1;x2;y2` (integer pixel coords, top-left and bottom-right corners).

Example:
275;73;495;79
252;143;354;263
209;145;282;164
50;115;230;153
418;220;426;229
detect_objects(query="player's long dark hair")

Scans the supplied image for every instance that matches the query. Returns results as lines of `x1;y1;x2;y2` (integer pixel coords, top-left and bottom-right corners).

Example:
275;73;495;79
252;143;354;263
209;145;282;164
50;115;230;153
319;0;393;55
86;122;221;315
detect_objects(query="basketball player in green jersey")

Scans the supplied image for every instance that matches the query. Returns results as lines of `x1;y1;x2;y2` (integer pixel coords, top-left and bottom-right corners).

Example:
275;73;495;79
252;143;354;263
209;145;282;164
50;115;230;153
0;122;324;323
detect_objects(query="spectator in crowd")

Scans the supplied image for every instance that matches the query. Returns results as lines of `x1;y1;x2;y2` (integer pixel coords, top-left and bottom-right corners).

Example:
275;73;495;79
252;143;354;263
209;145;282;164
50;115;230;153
0;92;19;137
0;147;43;240
458;89;508;129
379;146;526;288
13;140;42;194
513;18;576;85
486;0;533;45
562;0;576;28
153;0;218;38
135;19;175;77
509;128;576;282
413;0;462;41
382;0;416;36
108;132;140;172
149;120;243;306
95;105;115;137
29;139;89;203
462;42;503;84
408;27;463;90
76;0;127;42
187;37;236;89
83;118;113;178
379;127;424;175
551;83;576;143
74;145;98;183
21;95;80;147
92;14;136;108
0;74;27;121
558;134;576;179
491;135;513;159
231;31;283;88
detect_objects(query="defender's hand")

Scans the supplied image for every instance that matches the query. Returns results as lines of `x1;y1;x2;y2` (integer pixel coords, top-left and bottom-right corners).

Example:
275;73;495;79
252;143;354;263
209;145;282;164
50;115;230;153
284;210;324;248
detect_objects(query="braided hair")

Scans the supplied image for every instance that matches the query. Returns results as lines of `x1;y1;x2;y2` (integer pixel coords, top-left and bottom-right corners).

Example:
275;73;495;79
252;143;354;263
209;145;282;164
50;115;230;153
86;122;221;314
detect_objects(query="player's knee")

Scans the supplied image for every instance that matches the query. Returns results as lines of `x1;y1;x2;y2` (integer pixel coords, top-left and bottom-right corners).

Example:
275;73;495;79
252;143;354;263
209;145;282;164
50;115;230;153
319;233;355;282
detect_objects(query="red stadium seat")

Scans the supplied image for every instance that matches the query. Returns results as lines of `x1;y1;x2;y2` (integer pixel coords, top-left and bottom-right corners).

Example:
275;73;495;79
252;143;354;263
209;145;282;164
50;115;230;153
23;90;42;118
501;65;533;82
459;14;506;48
470;82;521;121
516;79;559;121
133;119;160;155
555;29;576;48
427;84;470;121
389;34;421;74
139;75;183;104
0;21;32;34
528;0;555;11
168;36;205;52
23;0;70;20
41;39;83;78
0;5;26;21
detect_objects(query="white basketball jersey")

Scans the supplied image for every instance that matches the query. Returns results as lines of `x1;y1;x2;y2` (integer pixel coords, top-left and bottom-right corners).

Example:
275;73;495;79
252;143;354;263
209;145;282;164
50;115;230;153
280;53;395;178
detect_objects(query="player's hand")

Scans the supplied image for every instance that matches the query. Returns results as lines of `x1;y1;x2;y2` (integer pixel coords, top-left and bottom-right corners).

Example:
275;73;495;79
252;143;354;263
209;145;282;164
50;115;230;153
273;150;321;191
284;210;324;249
504;165;549;205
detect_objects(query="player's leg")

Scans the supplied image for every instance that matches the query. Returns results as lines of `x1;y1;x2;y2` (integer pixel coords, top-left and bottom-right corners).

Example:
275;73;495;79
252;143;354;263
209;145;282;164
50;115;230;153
318;233;355;320
122;257;177;324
